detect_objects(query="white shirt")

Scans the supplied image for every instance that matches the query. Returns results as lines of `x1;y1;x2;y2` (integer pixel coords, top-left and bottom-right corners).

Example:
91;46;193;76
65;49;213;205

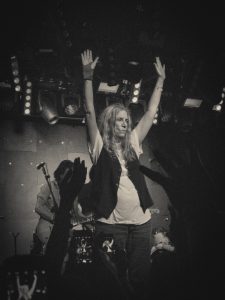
89;129;151;225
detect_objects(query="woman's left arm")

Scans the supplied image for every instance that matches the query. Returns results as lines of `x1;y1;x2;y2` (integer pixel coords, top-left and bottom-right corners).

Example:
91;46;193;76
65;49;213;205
135;57;166;144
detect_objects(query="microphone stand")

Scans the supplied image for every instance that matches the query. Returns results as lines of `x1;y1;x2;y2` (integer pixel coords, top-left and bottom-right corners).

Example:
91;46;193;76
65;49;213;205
40;164;58;213
10;232;20;256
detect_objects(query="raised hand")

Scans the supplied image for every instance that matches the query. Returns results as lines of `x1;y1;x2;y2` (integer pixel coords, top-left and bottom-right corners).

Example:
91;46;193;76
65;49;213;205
81;49;99;80
154;57;166;80
58;157;87;212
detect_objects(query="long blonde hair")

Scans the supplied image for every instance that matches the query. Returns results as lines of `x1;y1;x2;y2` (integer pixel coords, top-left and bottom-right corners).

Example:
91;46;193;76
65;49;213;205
98;103;136;161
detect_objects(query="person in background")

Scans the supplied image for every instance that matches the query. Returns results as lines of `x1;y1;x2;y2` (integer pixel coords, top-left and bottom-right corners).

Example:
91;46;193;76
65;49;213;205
81;49;166;298
149;227;179;299
150;227;175;256
33;160;79;253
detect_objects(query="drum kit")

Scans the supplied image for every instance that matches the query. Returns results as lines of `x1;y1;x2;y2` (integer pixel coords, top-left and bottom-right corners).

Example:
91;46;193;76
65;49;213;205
69;217;117;265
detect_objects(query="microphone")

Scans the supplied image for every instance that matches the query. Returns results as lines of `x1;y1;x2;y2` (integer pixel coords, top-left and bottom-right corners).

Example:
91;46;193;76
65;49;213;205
36;162;46;170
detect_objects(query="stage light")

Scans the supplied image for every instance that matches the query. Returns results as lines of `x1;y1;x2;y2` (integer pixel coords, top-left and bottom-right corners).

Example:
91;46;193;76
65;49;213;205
134;82;141;88
10;56;21;93
15;85;21;92
130;79;142;103
131;97;138;103
98;82;119;94
25;102;31;108
213;104;222;112
37;90;59;125
14;77;20;84
183;98;203;108
212;87;224;112
24;108;31;115
23;78;33;116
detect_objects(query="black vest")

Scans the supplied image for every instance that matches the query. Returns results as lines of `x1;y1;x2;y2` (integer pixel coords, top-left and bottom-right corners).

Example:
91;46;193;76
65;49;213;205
91;147;153;219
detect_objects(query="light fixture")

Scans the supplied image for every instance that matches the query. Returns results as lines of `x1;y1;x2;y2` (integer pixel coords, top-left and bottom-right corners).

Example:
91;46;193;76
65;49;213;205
183;98;203;108
212;86;224;112
10;56;21;93
23;77;33;116
98;82;119;94
130;79;142;103
37;90;59;125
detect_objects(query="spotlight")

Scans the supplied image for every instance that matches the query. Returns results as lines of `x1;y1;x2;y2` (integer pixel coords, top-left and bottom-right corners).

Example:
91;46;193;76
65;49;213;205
37;90;59;125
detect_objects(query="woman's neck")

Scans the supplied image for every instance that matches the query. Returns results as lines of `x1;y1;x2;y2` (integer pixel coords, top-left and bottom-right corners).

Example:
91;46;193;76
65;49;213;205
114;135;123;144
114;141;122;150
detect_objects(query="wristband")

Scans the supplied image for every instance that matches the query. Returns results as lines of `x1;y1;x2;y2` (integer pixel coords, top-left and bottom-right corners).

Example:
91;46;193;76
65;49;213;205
83;63;94;80
83;75;93;81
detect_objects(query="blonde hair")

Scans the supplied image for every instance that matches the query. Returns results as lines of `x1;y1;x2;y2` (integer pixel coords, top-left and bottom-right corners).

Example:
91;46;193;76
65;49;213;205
98;103;135;161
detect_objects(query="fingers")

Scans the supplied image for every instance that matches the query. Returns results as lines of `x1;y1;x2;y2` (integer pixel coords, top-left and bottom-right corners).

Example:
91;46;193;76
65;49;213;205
92;56;99;69
89;49;93;62
73;158;87;178
154;57;166;79
73;157;81;168
81;49;99;68
81;49;92;63
81;53;85;65
156;56;161;65
154;57;163;69
80;160;87;180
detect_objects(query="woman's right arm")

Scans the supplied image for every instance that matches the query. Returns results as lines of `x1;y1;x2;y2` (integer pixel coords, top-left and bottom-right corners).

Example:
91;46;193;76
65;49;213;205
81;49;99;149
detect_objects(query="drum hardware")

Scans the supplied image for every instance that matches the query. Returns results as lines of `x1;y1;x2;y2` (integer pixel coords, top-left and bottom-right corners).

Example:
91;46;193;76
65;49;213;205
69;230;94;264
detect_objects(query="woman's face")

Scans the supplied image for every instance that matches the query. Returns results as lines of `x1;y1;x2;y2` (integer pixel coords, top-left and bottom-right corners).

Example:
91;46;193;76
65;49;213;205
114;110;129;139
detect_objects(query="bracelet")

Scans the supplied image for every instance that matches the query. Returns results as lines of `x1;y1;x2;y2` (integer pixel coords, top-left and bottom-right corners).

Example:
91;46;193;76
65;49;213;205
156;86;163;91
